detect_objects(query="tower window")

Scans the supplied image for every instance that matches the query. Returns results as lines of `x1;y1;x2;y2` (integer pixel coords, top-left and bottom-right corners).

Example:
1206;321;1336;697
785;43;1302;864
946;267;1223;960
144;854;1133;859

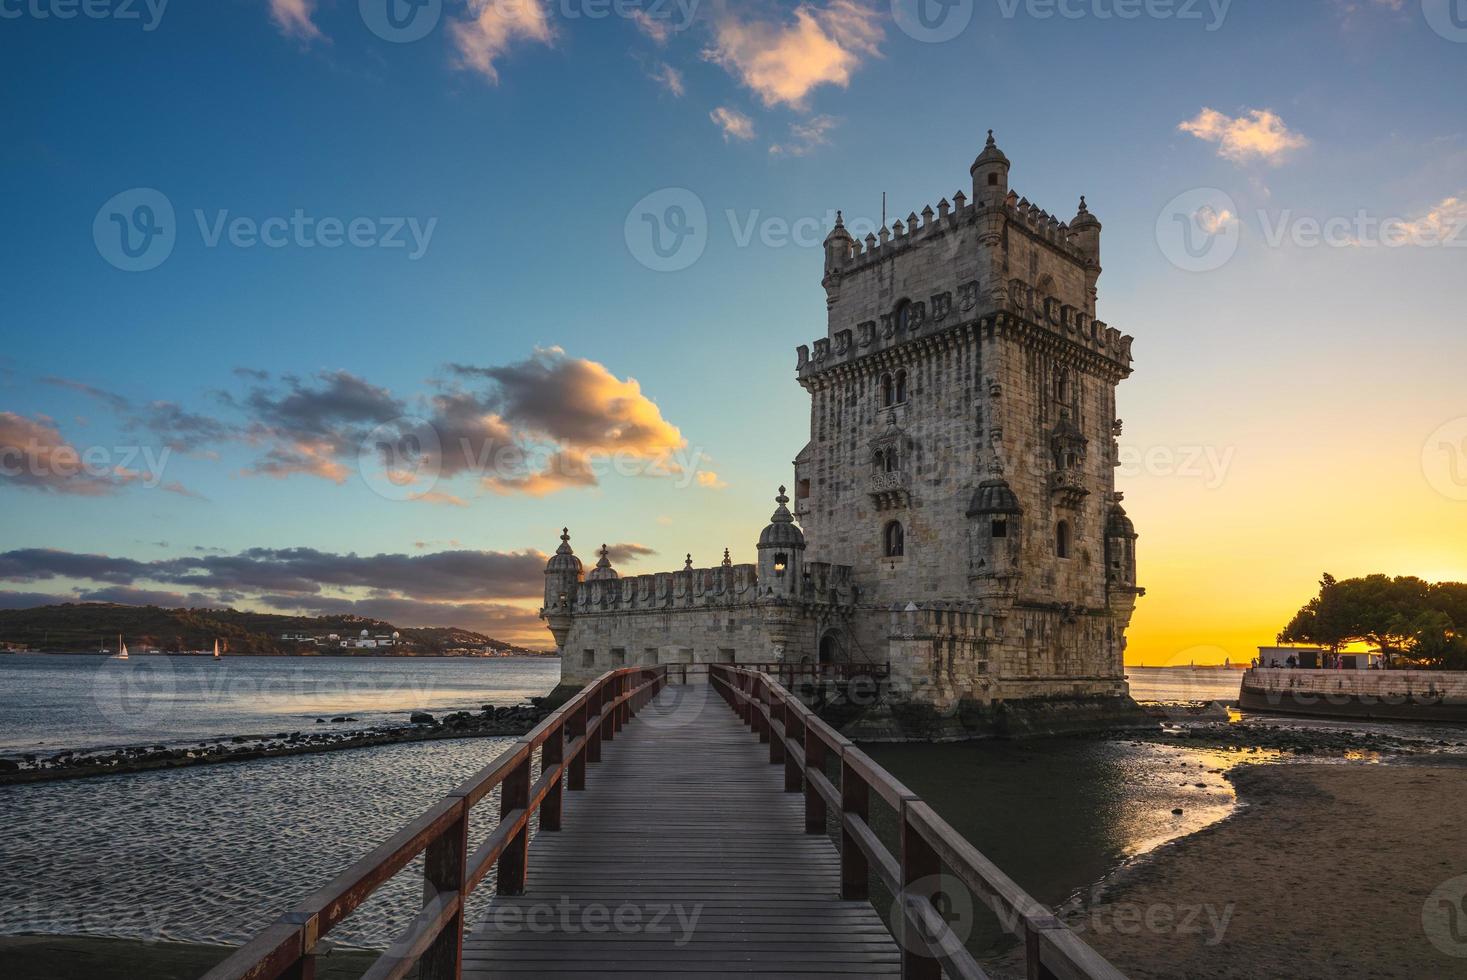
894;370;908;404
773;553;788;575
988;173;999;186
884;448;899;473
880;373;894;407
797;478;811;499
1056;521;1071;560
883;521;905;558
991;518;1007;539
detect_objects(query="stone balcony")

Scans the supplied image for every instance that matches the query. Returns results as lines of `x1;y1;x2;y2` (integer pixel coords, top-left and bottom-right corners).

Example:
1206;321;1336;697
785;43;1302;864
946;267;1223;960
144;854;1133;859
868;470;909;511
1047;470;1090;508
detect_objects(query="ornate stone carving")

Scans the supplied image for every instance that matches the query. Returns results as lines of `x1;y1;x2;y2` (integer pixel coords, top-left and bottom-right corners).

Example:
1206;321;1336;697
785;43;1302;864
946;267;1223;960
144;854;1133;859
931;291;952;322
858;321;876;347
958;280;980;312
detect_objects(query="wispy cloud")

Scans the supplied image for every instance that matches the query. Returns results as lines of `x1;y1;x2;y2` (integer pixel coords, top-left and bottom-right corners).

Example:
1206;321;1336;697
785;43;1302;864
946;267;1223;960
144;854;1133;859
649;61;686;96
1179;108;1307;165
0;412;131;496
268;0;323;42
452;0;555;83
702;0;882;109
769;114;839;156
710;106;755;141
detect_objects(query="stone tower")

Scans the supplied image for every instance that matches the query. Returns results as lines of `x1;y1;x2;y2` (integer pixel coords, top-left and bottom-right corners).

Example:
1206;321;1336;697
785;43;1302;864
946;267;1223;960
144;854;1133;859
794;132;1142;704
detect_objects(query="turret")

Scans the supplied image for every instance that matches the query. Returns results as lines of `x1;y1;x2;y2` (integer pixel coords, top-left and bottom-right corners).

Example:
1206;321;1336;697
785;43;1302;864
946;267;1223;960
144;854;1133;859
756;486;806;597
1105;497;1139;591
1071;196;1102;311
966;474;1023;592
822;211;855;308
540;528;583;651
970;130;1010;208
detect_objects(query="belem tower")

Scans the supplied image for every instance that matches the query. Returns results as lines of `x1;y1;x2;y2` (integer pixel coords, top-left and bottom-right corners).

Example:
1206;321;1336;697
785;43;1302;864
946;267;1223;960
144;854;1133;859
541;133;1145;725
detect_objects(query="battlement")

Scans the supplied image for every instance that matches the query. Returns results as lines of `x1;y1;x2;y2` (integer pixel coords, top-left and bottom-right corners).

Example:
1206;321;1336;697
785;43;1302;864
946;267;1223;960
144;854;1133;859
553;559;858;616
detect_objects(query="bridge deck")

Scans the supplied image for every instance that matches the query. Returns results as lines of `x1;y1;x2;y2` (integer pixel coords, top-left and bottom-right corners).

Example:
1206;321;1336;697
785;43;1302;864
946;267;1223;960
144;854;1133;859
464;680;902;979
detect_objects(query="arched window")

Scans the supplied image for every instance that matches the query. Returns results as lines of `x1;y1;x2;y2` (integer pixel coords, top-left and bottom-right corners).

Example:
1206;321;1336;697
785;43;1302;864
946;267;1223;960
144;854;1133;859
991;518;1007;539
884;448;899;473
988;172;999;186
880;373;894;407
883;521;905;558
1056;521;1071;560
894;370;908;404
1055;370;1069;404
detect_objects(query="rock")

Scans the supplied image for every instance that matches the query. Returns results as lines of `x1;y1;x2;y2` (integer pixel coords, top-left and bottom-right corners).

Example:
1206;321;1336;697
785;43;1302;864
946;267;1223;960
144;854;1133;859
0;759;19;773
316;718;325;724
1171;808;1184;815
410;711;436;725
331;716;348;723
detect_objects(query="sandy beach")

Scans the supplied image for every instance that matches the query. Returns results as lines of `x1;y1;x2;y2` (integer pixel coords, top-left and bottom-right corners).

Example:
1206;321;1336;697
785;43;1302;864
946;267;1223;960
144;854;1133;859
1075;761;1467;978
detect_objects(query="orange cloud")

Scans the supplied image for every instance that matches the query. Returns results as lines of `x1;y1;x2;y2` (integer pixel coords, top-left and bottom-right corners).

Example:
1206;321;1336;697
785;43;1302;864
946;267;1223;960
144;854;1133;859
268;0;323;41
702;0;882;109
710;106;755;142
452;0;555;83
1179;108;1307;165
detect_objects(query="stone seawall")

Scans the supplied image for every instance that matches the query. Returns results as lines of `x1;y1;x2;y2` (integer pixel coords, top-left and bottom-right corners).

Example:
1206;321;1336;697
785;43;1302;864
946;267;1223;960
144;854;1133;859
1239;668;1467;722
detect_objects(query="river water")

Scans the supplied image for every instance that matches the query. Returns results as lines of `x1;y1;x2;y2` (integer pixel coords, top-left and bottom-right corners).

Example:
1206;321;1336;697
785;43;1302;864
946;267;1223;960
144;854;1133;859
0;658;1458;954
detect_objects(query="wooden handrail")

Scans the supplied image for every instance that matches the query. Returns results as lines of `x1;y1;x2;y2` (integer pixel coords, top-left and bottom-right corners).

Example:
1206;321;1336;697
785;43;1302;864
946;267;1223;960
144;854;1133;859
708;664;1126;980
202;666;668;980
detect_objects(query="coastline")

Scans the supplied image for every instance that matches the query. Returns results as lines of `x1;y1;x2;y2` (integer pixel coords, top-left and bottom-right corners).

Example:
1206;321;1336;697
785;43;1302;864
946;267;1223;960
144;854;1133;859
1062;758;1467;978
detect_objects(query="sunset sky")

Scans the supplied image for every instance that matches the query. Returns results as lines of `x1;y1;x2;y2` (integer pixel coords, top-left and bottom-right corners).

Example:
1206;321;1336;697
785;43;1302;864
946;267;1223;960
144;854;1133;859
2;0;1465;660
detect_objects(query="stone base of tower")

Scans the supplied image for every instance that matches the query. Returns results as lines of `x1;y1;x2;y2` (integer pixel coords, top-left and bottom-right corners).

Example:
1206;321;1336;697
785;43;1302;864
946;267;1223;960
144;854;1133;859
838;693;1154;742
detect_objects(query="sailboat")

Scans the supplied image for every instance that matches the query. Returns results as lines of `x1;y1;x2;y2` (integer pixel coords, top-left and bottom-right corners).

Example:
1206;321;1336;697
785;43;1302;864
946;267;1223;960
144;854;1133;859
112;634;129;660
213;638;222;662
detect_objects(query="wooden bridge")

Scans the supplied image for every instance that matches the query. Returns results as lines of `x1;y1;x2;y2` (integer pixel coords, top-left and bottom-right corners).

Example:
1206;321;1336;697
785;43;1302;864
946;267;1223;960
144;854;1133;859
205;666;1124;980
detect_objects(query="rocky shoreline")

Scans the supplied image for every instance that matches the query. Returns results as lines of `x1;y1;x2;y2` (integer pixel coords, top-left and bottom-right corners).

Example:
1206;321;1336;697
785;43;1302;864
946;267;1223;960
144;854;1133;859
1123;707;1467;757
0;700;552;786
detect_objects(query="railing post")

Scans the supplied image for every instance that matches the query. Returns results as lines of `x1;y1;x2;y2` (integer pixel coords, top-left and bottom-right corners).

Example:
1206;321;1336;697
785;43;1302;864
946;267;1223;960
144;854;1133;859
541;723;564;833
769;696;786;766
784;710;803;792
900;803;942;980
840;755;869;901
497;755;531;896
586;682;604;763
420;799;468;980
804;723;826;834
569;699;587;790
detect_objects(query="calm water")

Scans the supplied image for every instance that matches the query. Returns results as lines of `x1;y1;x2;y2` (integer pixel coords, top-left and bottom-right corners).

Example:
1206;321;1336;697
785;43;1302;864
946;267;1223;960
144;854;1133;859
1125;666;1242;703
0;654;561;756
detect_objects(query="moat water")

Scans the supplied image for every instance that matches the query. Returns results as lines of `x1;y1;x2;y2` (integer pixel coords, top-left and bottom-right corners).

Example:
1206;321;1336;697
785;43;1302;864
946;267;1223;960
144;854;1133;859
0;659;1454;953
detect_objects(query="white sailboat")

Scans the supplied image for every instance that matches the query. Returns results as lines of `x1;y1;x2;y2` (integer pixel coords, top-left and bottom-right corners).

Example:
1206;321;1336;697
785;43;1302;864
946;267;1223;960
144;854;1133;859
213;638;222;662
112;634;129;660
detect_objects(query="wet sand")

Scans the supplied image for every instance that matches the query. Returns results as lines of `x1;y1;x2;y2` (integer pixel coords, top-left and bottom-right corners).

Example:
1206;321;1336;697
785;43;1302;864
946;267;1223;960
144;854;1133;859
1076;761;1467;978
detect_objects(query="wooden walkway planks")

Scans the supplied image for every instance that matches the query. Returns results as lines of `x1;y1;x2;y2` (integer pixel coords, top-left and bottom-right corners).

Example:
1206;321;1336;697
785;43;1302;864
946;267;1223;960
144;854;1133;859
463;679;902;979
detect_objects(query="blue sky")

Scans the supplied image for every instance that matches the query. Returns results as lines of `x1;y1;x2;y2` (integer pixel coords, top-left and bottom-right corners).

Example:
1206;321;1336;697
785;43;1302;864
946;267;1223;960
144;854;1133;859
2;0;1465;653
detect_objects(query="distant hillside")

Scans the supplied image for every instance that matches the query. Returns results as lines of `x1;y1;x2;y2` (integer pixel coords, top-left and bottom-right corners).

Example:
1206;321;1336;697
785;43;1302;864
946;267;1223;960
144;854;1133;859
0;603;548;656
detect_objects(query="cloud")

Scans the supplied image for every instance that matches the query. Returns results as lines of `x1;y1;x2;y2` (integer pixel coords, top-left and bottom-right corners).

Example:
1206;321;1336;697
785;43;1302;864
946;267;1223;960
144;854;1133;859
695;470;727;489
1179;108;1307;165
452;0;555;83
235;369;404;482
0;590;75;610
710;106;755;142
604;542;657;564
1195;205;1237;236
44;376;236;454
0;412;135;496
1386;194;1467;246
0;546;548;602
702;0;882;109
649;61;686;97
631;8;676;44
268;0;323;42
769;114;839;156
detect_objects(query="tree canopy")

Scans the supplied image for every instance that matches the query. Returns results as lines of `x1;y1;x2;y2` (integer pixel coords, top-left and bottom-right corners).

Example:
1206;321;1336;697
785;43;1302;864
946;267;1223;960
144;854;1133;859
1278;574;1467;669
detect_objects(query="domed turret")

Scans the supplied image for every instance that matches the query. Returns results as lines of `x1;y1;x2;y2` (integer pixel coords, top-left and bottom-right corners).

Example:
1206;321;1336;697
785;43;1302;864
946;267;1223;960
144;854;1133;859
971;130;1011;206
966;477;1023;517
1105;497;1139;589
757;486;805;595
545;527;582;575
587;544;619;581
1071;195;1101;268
542;528;583;623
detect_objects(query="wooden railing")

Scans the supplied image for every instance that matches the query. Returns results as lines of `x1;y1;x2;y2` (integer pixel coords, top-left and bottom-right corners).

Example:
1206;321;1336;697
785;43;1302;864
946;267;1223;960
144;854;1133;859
709;664;1125;980
202;666;667;980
